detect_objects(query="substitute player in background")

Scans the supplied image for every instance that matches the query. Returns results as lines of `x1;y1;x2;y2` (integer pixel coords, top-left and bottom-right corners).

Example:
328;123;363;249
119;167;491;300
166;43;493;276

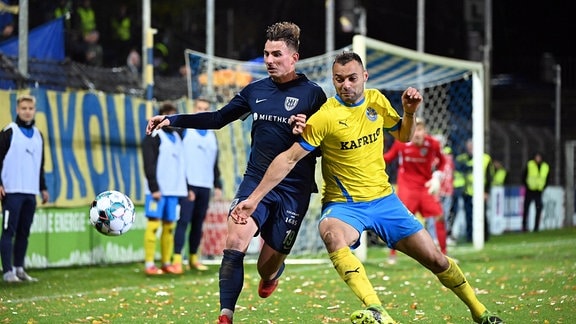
0;94;49;282
231;52;502;324
384;118;448;263
141;102;187;275
171;98;223;274
146;22;326;324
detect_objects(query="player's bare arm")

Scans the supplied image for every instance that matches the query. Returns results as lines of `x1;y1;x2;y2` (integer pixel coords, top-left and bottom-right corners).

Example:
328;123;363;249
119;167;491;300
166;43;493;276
391;87;422;142
146;115;172;135
231;143;311;224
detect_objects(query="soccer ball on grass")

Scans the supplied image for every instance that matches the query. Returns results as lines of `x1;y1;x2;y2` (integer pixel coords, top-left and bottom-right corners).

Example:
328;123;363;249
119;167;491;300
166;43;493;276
89;190;136;236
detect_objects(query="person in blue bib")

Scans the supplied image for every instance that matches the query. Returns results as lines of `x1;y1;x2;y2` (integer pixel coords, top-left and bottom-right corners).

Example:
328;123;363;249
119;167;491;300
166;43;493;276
0;94;49;283
141;102;188;276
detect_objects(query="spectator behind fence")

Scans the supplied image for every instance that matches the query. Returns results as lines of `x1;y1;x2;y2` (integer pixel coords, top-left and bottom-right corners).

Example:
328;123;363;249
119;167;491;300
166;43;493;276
492;160;507;186
0;0;15;42
110;3;134;67
521;152;549;232
83;30;103;67
0;94;50;283
74;0;96;38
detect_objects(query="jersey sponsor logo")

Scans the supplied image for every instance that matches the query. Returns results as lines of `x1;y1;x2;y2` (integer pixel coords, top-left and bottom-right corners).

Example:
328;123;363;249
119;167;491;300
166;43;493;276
338;120;348;127
365;107;378;121
284;97;299;111
340;128;381;150
285;209;300;226
252;112;290;124
256;98;267;104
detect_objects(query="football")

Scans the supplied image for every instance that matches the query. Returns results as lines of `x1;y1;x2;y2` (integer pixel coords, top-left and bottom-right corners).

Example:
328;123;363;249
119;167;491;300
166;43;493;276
89;190;136;236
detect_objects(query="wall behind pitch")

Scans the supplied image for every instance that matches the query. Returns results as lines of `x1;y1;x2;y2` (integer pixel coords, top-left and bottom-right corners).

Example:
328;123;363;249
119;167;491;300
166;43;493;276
0;88;242;206
0;88;237;267
0;88;150;207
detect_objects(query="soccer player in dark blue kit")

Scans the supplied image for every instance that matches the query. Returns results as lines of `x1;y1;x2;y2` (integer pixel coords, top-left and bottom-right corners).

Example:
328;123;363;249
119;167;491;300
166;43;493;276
146;21;327;324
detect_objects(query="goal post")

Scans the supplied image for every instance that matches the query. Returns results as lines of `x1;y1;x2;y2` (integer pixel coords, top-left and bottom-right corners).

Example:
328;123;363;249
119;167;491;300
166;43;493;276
352;35;485;258
186;35;486;259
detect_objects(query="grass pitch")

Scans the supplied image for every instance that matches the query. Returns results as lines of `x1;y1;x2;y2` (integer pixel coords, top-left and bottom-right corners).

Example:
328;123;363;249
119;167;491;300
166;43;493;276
1;227;575;323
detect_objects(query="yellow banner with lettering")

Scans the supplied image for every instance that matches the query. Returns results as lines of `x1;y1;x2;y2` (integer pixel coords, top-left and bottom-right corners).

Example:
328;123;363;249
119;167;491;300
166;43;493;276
0;88;247;207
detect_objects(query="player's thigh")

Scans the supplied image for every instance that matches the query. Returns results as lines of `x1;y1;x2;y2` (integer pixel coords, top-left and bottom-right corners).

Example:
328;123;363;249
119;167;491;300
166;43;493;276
162;196;181;222
370;194;423;249
318;203;366;247
259;189;311;255
16;194;36;235
177;198;194;225
1;193;24;235
395;229;447;271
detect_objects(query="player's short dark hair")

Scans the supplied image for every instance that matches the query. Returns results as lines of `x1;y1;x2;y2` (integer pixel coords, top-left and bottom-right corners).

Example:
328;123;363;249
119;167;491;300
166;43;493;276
265;21;300;52
158;101;177;115
333;51;364;68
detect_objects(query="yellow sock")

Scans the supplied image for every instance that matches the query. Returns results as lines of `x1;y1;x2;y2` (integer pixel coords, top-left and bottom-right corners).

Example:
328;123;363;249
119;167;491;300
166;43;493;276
436;257;487;320
144;220;161;263
190;253;199;265
329;247;381;307
173;253;182;265
160;221;175;265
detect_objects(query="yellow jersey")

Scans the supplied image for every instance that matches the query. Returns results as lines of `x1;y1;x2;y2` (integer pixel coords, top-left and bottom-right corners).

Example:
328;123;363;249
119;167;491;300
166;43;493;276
300;89;401;203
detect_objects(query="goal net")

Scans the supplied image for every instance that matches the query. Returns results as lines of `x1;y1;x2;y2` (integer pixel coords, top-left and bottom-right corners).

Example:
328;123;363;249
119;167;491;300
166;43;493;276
186;35;485;259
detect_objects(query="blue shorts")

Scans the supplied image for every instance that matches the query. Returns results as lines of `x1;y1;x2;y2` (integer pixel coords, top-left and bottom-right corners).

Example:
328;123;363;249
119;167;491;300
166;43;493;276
233;176;312;254
320;193;423;249
144;195;181;222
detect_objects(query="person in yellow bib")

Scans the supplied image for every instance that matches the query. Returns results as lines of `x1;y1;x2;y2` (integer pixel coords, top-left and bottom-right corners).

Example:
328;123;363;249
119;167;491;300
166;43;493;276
492;160;507;186
521;152;549;232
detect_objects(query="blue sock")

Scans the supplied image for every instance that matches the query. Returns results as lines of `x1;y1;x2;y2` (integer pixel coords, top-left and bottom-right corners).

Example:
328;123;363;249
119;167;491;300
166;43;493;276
219;249;246;311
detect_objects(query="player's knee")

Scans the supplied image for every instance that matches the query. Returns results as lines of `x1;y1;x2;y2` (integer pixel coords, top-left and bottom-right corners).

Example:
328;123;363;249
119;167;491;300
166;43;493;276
225;231;252;252
428;252;450;273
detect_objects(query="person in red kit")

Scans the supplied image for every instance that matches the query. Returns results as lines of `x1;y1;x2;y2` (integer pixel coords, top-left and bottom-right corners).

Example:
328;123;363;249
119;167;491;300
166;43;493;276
384;118;447;264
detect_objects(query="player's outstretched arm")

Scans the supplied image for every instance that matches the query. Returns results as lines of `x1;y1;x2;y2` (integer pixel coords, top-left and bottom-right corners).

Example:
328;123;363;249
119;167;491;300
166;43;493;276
231;143;311;224
392;87;423;142
146;115;171;135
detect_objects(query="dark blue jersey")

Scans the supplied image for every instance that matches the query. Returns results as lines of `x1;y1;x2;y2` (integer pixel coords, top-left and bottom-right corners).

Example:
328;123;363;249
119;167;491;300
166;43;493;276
167;73;326;192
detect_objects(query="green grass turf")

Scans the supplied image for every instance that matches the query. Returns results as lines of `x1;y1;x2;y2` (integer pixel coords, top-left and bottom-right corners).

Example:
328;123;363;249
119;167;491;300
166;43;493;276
1;227;575;323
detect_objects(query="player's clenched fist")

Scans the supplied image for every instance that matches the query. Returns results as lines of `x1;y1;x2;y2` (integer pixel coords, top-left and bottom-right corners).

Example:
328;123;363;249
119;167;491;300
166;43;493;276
401;87;423;114
146;115;171;135
289;113;307;135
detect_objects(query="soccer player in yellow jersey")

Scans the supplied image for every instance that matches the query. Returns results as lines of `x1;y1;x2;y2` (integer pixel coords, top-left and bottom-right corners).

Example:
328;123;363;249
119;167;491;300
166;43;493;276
231;52;503;324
